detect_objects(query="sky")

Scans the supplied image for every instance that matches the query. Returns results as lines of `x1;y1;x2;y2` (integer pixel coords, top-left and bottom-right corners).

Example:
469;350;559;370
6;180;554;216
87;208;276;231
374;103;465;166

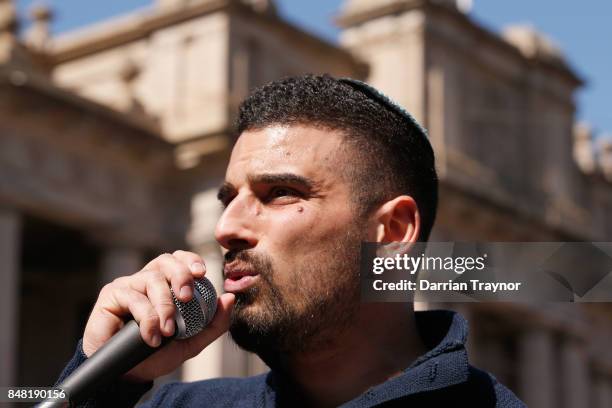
16;0;612;135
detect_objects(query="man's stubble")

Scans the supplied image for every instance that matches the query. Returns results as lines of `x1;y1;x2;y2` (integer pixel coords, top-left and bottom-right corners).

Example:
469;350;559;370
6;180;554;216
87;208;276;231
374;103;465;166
226;222;364;367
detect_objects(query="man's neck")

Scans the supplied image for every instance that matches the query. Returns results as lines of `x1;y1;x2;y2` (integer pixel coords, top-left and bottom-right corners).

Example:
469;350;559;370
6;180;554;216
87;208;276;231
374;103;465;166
276;303;427;408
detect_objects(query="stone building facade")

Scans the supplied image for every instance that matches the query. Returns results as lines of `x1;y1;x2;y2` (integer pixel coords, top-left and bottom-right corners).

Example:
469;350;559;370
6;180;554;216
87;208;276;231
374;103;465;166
1;0;611;406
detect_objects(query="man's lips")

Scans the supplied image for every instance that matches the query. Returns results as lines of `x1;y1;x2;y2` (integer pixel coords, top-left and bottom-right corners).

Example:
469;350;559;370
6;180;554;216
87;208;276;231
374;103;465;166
223;267;260;292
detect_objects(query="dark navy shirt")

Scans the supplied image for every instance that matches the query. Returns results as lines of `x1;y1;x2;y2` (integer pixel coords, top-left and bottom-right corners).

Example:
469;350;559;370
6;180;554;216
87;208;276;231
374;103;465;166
56;310;525;407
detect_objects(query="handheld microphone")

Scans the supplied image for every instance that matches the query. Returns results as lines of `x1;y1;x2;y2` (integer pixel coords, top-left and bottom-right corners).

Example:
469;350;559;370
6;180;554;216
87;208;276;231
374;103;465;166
39;277;217;407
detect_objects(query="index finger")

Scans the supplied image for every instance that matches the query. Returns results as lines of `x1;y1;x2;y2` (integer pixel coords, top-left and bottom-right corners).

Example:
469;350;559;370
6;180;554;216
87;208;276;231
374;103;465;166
172;250;206;277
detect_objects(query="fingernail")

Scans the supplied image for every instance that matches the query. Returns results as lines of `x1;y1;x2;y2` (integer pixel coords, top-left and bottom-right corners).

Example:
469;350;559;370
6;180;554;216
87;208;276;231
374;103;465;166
190;262;205;274
180;285;192;300
152;334;161;347
164;318;174;335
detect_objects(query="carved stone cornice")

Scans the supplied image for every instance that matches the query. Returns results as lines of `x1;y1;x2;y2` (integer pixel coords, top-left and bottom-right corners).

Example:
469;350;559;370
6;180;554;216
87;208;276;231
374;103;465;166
0;66;165;152
46;0;365;77
48;0;230;63
337;0;426;28
0;67;179;247
337;0;582;86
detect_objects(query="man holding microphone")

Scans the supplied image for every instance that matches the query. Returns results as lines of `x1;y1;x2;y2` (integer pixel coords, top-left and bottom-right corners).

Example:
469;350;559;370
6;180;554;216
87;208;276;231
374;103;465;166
55;75;524;407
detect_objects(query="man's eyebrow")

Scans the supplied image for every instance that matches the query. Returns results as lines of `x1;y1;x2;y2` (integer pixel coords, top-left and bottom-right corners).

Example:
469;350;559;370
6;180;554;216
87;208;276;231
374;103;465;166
248;173;316;190
217;173;318;204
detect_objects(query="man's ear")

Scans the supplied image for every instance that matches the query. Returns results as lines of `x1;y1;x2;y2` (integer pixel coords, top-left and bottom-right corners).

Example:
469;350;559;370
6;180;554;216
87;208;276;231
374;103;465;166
372;195;421;244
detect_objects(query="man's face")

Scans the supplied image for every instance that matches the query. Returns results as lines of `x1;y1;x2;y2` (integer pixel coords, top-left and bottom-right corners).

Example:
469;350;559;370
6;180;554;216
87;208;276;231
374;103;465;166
215;124;367;358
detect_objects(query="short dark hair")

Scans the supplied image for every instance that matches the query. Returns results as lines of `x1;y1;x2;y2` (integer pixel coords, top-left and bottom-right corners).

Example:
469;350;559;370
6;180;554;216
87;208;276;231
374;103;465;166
236;74;438;241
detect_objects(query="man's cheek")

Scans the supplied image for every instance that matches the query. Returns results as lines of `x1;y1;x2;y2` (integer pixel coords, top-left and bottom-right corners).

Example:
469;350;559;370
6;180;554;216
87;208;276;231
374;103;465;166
269;205;313;226
267;212;318;244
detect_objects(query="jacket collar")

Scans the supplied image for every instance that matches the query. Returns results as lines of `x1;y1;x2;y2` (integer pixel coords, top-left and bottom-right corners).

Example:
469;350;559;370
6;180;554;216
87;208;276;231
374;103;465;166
341;310;470;406
265;310;470;407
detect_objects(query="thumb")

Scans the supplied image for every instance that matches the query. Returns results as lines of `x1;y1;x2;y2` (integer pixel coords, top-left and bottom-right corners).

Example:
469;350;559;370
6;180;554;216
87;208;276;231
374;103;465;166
181;293;235;359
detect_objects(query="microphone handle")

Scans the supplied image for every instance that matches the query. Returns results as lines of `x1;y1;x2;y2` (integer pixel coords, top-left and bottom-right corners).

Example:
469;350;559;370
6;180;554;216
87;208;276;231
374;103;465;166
40;320;172;407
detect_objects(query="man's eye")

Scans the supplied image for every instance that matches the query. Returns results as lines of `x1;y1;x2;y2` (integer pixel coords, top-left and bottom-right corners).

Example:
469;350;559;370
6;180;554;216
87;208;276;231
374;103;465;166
270;187;293;197
267;187;300;201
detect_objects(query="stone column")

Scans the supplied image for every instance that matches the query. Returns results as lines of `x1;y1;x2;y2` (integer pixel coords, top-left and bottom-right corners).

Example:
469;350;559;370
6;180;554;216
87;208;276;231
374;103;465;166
181;187;269;381
182;188;232;381
561;338;590;408
181;239;228;381
518;328;555;408
100;247;143;287
0;207;21;387
247;350;269;376
594;376;612;408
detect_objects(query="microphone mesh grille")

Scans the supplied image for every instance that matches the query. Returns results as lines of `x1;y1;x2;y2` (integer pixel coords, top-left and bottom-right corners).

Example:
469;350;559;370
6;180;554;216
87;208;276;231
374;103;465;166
194;278;217;325
171;277;217;339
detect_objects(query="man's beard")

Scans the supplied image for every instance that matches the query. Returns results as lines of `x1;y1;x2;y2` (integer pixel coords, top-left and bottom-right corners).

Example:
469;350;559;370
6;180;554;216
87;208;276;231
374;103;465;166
225;226;363;367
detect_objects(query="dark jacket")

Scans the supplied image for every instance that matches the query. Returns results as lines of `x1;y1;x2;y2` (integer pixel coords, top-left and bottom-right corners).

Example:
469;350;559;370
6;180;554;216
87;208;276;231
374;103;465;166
56;310;526;407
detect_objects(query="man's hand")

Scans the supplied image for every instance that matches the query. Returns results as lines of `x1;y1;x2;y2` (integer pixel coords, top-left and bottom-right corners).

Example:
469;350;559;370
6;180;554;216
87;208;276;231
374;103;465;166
82;250;235;382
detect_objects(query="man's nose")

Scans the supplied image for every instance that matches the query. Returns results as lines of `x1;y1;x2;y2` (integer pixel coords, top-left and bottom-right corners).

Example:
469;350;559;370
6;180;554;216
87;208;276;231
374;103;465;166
215;195;258;250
